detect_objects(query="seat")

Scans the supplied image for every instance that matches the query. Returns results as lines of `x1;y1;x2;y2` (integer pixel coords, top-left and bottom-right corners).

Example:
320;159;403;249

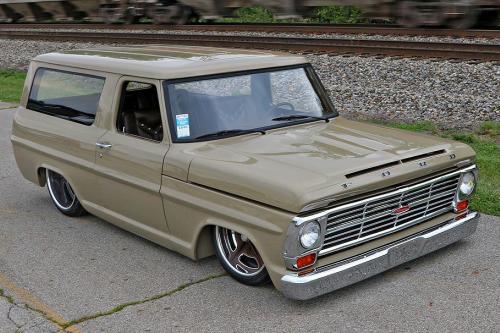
121;88;163;141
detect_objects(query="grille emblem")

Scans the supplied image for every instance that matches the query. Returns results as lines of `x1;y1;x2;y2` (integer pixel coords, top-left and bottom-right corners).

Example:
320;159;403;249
393;205;411;215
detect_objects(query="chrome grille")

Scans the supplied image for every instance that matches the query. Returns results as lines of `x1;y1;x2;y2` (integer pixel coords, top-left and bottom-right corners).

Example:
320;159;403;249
319;172;461;256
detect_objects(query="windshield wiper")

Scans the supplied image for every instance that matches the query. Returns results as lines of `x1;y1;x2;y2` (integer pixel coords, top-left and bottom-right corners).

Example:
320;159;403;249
272;115;330;123
195;129;266;140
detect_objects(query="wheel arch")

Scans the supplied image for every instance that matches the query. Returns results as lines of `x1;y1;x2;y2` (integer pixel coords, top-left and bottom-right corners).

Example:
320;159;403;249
36;164;82;201
194;224;215;259
193;219;266;261
37;166;47;187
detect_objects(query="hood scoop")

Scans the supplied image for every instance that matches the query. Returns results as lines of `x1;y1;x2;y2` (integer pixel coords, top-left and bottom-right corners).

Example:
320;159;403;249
345;149;446;179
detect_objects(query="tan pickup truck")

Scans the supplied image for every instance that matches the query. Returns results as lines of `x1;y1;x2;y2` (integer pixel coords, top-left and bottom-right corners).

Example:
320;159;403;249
11;45;479;300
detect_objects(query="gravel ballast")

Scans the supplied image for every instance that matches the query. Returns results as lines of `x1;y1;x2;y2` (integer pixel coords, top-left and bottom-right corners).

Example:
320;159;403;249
4;27;500;45
0;38;498;129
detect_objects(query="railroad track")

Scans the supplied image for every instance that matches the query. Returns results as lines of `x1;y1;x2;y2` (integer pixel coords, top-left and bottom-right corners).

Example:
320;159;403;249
1;23;499;39
0;29;499;62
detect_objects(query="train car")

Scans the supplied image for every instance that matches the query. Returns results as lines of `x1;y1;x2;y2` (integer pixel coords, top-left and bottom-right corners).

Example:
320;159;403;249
0;0;102;22
0;0;498;28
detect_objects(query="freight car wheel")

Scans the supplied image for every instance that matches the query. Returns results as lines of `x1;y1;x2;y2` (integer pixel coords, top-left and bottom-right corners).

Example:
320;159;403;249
72;11;87;21
446;2;478;29
396;1;421;27
150;4;190;25
213;226;270;286
100;7;122;24
125;11;141;24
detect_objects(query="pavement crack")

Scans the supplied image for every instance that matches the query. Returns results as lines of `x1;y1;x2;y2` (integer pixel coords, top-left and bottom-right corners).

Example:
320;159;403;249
7;304;22;329
1;287;66;332
63;272;227;330
1;288;27;330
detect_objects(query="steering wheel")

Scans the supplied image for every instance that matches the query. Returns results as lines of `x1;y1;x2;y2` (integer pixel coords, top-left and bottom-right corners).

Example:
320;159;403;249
270;102;295;113
218;101;252;127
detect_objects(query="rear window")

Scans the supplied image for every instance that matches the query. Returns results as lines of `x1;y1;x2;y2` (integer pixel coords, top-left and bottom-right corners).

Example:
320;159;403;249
27;68;105;126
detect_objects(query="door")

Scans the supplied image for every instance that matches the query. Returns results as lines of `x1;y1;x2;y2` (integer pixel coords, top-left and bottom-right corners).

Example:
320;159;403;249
94;78;170;235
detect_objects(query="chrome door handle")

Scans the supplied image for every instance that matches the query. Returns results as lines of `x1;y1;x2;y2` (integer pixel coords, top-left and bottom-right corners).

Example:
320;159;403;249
96;142;112;149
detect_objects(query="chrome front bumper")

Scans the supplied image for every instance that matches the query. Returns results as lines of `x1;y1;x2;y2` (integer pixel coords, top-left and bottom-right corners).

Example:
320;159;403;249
281;212;479;300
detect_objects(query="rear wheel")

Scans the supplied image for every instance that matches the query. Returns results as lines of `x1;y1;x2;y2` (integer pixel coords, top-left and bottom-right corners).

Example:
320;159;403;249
213;226;270;286
46;169;86;217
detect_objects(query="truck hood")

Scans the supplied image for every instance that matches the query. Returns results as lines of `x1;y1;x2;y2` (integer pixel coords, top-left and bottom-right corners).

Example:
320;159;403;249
186;117;474;213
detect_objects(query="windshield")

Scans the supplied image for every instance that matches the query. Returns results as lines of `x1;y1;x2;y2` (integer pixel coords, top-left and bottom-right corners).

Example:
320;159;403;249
164;66;336;142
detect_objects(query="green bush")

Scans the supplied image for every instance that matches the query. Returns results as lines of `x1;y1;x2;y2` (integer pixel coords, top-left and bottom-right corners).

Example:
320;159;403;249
233;6;274;23
313;6;364;24
216;5;364;24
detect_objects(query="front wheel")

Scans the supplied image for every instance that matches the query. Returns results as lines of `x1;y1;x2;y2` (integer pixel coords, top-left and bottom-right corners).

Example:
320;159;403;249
213;226;270;286
46;169;87;217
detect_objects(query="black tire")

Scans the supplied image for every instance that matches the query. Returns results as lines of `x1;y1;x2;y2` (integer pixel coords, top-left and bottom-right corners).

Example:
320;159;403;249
213;226;270;286
46;169;87;217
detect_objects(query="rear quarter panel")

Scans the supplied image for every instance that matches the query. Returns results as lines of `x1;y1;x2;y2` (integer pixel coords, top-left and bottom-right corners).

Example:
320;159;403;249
10;61;119;208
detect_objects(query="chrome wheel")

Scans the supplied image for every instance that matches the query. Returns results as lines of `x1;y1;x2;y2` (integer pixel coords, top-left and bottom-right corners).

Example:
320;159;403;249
215;226;265;276
46;169;76;211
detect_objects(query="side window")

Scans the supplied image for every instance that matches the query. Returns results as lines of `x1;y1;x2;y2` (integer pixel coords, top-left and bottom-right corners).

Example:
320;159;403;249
27;68;105;126
116;81;163;142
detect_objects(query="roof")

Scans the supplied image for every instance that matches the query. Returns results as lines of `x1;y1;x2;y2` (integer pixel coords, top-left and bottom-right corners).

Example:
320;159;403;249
34;45;309;80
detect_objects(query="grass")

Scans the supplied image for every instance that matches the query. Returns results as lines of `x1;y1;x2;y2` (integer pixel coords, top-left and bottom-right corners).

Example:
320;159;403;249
382;121;499;216
0;70;497;215
0;288;14;304
0;69;26;103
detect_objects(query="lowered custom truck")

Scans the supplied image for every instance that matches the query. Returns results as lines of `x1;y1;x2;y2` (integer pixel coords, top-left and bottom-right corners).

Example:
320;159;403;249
11;45;479;300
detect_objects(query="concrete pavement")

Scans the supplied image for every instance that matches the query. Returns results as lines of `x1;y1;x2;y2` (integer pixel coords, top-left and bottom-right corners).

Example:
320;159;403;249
1;107;499;333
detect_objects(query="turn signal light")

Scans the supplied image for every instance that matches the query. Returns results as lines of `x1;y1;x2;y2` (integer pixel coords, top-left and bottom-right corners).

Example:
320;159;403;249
456;200;469;212
296;253;316;269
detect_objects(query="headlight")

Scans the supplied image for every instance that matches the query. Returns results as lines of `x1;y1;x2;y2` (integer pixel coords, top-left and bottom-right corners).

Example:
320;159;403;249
299;221;320;249
458;172;476;198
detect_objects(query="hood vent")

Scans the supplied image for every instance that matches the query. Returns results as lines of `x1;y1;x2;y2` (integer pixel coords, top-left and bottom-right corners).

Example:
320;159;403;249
345;149;446;179
345;161;400;179
400;149;446;163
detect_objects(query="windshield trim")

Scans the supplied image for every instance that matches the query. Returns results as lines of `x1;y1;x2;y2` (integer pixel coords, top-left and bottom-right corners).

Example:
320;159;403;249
163;64;338;143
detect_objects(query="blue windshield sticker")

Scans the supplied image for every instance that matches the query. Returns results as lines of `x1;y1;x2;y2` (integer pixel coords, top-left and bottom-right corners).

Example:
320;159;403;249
176;114;190;138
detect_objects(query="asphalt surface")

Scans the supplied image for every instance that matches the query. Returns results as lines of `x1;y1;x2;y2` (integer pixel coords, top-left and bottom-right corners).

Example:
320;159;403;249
0;107;499;333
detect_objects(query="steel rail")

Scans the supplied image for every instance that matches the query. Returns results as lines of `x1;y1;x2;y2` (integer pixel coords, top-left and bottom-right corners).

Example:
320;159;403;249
1;22;499;39
0;30;499;62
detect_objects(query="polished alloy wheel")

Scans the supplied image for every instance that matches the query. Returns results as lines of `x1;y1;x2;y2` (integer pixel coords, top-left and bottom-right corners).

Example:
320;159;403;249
46;169;87;217
215;226;265;276
47;170;76;210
